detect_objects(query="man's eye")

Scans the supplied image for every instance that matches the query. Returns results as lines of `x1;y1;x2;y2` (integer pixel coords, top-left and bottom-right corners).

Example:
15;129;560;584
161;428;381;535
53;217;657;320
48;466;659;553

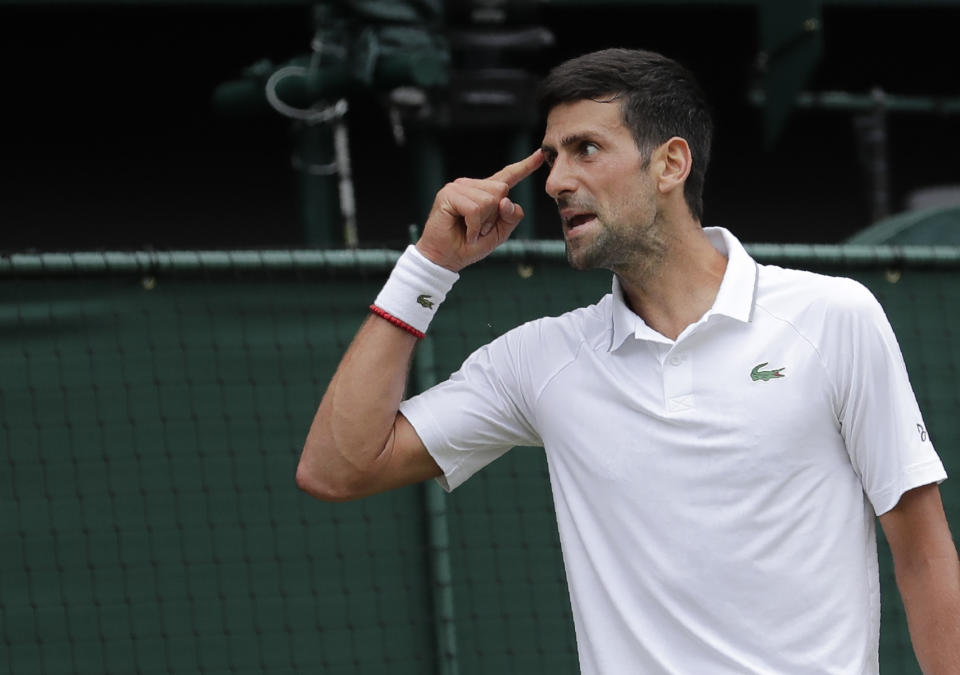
580;142;599;157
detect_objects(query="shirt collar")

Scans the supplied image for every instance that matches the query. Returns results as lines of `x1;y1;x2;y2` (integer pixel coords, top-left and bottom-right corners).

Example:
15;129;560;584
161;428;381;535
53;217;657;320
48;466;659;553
608;226;758;351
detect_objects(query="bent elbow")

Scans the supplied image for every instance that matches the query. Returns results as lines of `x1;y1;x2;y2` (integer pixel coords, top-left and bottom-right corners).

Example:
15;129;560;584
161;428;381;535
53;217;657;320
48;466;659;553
295;447;372;502
296;461;349;502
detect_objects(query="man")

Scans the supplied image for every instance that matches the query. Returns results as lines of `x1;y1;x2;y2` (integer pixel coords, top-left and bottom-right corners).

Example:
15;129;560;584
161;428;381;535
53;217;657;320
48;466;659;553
297;49;960;673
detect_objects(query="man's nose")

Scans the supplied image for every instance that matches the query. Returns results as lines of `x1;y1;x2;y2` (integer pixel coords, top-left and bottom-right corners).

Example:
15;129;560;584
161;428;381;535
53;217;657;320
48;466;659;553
544;157;577;200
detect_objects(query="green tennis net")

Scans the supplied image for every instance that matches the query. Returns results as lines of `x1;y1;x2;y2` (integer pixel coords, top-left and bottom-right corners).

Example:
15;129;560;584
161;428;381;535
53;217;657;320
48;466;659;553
2;243;958;674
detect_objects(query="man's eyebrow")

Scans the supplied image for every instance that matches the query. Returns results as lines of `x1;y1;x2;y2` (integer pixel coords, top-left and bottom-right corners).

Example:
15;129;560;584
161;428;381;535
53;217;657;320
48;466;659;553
541;132;595;154
561;133;594;147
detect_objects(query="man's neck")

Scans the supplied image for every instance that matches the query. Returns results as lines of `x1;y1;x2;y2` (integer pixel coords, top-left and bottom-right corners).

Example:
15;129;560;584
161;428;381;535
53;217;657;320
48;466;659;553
615;225;728;341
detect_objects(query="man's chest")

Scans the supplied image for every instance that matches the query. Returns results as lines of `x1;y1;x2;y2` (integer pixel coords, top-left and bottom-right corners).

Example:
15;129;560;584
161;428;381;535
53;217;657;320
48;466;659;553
534;321;846;491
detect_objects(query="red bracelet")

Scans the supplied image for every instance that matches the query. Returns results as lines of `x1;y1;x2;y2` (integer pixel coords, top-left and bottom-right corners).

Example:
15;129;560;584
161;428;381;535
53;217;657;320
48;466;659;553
369;304;426;339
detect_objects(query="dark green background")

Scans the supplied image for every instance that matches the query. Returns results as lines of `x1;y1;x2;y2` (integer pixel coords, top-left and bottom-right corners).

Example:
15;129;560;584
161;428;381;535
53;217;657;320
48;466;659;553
2;250;958;674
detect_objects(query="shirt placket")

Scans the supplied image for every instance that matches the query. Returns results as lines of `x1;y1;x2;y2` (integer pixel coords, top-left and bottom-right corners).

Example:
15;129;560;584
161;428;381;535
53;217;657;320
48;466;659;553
663;346;694;412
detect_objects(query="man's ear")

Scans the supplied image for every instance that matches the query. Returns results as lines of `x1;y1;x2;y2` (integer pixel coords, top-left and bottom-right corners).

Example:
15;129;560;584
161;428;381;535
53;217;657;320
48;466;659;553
655;137;692;195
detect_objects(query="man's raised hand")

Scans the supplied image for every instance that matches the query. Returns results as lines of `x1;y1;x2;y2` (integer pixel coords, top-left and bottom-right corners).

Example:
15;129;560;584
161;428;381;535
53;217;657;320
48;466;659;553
416;149;544;272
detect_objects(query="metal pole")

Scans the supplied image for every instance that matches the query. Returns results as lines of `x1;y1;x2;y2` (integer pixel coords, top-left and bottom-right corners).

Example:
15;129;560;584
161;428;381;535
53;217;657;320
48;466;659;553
332;116;359;248
855;88;890;222
411;131;446;224
508;130;537;239
296;122;341;247
408;225;460;675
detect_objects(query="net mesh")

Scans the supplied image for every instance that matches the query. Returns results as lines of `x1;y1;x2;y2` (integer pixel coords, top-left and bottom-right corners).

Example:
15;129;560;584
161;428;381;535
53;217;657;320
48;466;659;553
2;245;958;675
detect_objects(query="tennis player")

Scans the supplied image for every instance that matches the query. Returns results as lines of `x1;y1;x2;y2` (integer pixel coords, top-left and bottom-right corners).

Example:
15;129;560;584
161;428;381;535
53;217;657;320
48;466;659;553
298;48;960;673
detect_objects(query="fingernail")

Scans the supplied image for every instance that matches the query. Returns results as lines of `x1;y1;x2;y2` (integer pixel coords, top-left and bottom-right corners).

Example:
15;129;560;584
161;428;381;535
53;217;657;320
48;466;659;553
481;222;493;236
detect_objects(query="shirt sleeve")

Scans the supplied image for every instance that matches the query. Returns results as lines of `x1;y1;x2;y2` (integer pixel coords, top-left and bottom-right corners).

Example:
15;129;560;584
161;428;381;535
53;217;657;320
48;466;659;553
824;279;946;515
399;326;543;491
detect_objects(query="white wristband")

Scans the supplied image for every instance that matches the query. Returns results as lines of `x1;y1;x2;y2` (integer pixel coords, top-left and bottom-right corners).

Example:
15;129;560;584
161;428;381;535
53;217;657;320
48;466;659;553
372;245;459;335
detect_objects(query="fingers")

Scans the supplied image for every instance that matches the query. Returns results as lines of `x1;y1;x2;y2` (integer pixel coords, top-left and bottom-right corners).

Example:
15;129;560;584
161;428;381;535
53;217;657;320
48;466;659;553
449;182;503;239
487;148;545;189
438;187;484;236
450;148;543;205
450;148;542;235
478;198;525;240
422;149;541;262
479;199;514;238
494;198;524;236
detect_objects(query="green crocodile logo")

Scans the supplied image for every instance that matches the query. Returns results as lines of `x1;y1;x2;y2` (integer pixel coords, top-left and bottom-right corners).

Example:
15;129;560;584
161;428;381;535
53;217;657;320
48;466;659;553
751;362;785;382
417;294;435;309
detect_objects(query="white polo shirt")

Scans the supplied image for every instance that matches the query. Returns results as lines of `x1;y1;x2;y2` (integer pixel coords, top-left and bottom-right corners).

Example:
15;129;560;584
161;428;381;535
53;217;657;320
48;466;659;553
399;227;946;674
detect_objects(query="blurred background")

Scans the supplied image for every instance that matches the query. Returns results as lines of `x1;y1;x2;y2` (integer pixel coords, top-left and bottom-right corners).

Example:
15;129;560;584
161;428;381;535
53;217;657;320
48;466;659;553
2;0;959;252
3;4;959;674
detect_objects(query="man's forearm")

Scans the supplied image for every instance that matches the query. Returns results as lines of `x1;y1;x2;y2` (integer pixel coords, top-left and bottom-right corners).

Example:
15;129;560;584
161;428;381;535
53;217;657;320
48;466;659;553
882;484;960;674
297;315;419;500
898;554;960;674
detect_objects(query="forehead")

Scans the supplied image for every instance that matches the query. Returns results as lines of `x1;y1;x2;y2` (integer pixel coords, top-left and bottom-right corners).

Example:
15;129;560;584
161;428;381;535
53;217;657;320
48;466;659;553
541;98;629;147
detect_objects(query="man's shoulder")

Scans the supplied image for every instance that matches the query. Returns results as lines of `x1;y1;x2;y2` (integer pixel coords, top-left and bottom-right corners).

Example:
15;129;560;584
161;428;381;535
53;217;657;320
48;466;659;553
502;293;614;353
756;263;879;318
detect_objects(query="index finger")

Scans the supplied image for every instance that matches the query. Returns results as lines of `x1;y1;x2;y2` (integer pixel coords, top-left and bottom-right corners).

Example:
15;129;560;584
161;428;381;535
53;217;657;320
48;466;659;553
487;149;545;189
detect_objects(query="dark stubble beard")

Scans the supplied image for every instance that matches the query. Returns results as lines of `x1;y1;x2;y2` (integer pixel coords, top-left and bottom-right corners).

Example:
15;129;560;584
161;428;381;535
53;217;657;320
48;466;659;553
565;213;668;280
565;218;621;270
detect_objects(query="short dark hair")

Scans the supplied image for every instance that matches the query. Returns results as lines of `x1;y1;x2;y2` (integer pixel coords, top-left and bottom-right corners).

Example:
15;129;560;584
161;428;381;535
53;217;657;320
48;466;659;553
538;48;713;222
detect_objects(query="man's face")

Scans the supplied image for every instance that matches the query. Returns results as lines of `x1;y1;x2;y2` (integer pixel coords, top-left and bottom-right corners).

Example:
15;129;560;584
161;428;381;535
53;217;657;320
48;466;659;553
540;98;664;272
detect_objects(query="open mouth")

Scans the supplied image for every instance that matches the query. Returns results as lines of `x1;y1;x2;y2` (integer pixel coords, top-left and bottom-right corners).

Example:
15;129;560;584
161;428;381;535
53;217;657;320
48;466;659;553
567;213;597;230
